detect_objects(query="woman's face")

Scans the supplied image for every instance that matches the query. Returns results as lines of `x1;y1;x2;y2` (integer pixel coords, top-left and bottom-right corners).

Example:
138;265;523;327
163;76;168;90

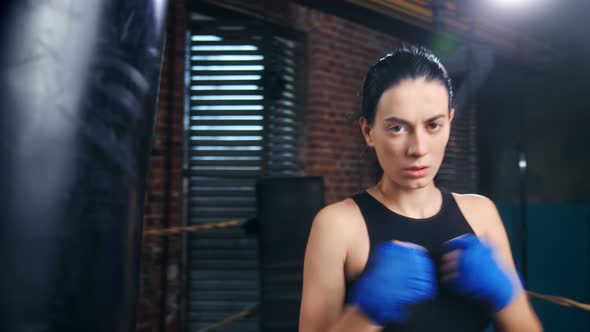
360;77;454;190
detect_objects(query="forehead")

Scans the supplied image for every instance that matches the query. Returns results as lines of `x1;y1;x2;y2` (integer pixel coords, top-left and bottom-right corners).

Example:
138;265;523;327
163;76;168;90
375;78;449;121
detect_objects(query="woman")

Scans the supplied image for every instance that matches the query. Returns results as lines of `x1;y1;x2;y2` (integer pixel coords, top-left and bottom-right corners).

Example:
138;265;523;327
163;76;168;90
299;45;542;332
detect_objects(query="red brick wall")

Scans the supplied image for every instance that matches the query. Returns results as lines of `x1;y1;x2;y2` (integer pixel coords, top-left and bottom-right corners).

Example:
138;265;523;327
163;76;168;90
138;1;401;331
289;4;400;203
137;0;186;331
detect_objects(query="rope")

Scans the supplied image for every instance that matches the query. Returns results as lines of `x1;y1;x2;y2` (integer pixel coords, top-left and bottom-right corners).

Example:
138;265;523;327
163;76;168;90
527;291;590;311
195;304;258;332
143;220;590;316
191;292;590;332
143;219;247;236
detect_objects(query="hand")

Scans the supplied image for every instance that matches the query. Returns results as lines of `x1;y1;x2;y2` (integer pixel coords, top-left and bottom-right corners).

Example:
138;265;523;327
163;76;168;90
441;234;518;311
348;241;437;325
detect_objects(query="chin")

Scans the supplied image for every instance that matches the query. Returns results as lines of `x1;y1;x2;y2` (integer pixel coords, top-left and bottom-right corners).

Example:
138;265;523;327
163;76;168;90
398;177;433;190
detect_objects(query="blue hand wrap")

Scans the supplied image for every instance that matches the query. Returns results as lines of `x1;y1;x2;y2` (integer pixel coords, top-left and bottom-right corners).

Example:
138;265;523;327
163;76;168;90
348;241;436;325
444;235;516;311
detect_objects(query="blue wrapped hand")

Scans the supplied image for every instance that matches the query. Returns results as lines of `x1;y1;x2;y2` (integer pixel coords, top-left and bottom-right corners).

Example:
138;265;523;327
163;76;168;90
441;234;518;311
348;241;437;325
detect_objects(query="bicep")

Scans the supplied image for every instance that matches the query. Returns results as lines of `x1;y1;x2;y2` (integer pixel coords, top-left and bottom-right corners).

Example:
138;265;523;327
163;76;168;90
299;209;348;332
484;199;542;329
483;200;521;286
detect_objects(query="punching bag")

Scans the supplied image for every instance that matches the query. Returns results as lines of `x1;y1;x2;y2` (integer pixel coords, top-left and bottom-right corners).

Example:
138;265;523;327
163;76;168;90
0;1;167;331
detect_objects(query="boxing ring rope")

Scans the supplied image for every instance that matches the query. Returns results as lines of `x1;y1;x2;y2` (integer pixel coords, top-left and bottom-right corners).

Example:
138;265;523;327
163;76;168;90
194;305;259;332
143;219;248;236
144;220;590;332
526;291;590;312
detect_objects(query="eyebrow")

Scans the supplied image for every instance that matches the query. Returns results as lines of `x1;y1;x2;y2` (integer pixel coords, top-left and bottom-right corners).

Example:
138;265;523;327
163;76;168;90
384;114;447;126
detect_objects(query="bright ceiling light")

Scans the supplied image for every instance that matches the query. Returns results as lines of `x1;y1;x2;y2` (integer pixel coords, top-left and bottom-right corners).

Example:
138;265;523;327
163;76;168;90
493;0;532;4
489;0;540;8
484;0;551;16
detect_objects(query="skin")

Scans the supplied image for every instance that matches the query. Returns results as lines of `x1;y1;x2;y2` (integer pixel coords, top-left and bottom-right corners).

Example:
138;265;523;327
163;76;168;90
299;77;542;332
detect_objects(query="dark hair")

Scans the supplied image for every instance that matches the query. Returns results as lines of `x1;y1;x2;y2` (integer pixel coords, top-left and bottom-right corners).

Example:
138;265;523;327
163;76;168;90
358;44;454;125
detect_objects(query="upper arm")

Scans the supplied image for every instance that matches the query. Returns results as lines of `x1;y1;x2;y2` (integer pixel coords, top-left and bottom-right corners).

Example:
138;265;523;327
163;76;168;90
466;195;542;331
454;194;518;273
477;197;518;274
299;205;350;332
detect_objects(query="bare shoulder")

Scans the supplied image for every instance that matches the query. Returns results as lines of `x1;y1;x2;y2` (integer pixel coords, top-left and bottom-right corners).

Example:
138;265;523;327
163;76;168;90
451;192;503;237
306;197;367;264
311;197;365;237
451;192;497;213
303;197;366;284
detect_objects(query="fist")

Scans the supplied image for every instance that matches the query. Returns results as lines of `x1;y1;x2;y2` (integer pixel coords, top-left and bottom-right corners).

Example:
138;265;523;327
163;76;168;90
349;241;437;325
441;234;518;311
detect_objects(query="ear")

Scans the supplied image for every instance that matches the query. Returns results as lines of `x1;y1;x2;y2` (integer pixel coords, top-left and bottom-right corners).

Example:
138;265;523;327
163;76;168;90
359;117;375;148
449;108;456;123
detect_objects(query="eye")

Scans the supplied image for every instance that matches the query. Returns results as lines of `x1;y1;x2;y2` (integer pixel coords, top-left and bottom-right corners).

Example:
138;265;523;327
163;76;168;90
428;122;442;131
388;125;406;134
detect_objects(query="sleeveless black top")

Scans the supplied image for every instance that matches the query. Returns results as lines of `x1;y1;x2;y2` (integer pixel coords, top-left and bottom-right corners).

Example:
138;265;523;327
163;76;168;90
347;189;492;332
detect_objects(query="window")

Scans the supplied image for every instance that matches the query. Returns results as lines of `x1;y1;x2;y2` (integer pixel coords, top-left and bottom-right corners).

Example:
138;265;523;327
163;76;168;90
184;8;305;332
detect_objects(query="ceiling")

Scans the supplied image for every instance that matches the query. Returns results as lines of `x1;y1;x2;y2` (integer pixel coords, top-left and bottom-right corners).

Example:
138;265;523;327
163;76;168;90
339;0;590;78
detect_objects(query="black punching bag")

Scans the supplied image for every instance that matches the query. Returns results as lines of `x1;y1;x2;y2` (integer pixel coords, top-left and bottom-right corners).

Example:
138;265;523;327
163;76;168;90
0;1;167;331
256;177;325;332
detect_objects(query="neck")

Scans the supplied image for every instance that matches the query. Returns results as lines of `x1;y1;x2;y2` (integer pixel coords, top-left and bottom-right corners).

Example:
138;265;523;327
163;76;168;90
373;177;441;219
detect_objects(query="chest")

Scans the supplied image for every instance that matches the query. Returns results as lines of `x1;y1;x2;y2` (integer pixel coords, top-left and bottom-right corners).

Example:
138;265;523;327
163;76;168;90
343;218;492;332
344;211;476;283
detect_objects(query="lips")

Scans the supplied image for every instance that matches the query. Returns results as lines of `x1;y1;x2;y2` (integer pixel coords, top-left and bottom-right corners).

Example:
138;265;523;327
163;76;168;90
404;166;428;171
402;166;429;178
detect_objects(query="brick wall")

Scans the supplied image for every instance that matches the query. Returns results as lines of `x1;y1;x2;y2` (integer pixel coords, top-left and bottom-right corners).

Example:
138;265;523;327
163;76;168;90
138;1;401;331
288;4;400;203
137;0;186;331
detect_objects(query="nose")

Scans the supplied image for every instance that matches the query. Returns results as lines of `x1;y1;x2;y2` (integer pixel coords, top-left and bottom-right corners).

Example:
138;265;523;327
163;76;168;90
407;129;429;158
